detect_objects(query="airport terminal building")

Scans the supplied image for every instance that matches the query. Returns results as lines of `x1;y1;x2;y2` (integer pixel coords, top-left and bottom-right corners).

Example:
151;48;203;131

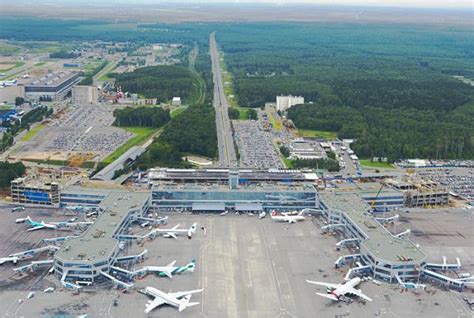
319;192;426;282
53;191;151;283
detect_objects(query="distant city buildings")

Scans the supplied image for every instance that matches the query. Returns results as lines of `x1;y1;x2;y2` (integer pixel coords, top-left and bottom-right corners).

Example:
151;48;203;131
72;85;98;105
276;95;304;112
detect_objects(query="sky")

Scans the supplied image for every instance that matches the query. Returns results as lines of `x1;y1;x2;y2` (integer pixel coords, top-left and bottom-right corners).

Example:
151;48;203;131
8;0;473;9
190;0;472;9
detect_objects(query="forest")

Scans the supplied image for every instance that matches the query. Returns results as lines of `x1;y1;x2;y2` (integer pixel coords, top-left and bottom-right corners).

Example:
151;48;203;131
0;106;53;152
113;107;170;128
214;23;474;160
136;105;217;168
111;66;200;103
0;161;25;189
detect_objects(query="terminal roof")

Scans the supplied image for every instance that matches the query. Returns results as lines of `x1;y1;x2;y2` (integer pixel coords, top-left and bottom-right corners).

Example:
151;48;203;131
320;192;426;264
55;191;149;263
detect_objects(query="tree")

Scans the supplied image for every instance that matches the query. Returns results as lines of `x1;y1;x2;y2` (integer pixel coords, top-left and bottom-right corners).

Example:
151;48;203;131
15;97;24;106
247;108;258;120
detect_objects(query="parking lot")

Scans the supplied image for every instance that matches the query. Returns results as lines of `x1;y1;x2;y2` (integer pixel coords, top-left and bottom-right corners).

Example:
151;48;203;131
233;118;283;169
0;211;471;317
14;104;133;161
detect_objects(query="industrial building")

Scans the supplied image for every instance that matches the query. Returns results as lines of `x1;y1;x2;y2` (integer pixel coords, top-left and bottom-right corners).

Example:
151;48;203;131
288;139;325;160
0;108;17;124
72;85;98;105
25;71;80;101
276;95;304;112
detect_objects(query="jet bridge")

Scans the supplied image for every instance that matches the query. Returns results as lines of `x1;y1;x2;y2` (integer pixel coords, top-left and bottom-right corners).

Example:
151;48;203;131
14;259;54;273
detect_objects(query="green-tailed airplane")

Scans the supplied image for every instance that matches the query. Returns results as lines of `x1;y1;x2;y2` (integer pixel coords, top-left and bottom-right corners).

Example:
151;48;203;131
157;259;195;278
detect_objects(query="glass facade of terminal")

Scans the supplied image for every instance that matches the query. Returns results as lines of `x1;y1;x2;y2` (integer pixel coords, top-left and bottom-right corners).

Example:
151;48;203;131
152;187;318;211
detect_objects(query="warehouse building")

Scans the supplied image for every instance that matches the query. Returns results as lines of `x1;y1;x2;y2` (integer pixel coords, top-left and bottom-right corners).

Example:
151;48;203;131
25;71;80;101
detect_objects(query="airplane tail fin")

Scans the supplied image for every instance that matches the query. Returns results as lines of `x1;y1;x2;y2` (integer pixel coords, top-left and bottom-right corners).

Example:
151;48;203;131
316;292;339;301
178;294;199;312
186;259;196;272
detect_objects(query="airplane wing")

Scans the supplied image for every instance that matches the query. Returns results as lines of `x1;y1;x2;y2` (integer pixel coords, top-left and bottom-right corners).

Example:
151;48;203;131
348;288;372;302
171;224;180;230
306;280;340;290
316;292;339;301
144;297;167;314
27;225;45;231
169;289;204;299
166;232;178;239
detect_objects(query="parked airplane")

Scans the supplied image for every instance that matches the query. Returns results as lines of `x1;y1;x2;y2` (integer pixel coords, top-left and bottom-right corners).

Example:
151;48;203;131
0;256;19;265
158;223;198;239
270;210;305;224
65;205;91;212
157;259;195;278
141;286;203;314
1;79;17;87
17;216;92;231
306;277;372;302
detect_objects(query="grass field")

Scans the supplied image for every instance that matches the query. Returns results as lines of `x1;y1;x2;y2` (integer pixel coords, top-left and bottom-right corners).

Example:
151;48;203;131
0;43;20;54
230;105;251;120
298;129;337;139
170;106;187;118
0;61;24;72
102;127;155;164
21;124;46;142
359;159;394;169
34;62;47;67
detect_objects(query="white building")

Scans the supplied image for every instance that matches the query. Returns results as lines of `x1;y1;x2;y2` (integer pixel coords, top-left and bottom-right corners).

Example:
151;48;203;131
276;95;304;112
172;97;181;106
72;85;98;105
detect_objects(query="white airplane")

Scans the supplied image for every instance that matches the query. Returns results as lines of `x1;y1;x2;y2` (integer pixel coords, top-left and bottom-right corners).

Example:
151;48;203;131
306;277;372;302
270;210;305;224
1;79;17;87
65;205;90;212
142;286;203;314
157;223;198;239
0;256;19;265
139;260;179;279
18;216;92;231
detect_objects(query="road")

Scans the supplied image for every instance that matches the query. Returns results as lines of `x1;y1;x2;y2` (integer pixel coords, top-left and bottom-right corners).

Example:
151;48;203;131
210;32;238;167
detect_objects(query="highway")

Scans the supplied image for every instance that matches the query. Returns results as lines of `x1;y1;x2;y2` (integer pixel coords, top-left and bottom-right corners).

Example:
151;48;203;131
210;32;238;167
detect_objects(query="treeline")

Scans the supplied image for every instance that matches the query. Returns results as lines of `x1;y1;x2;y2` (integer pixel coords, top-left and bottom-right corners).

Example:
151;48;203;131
136;105;217;168
111;65;199;103
79;60;107;85
290;158;340;172
0;161;26;189
49;51;80;59
113;107;170;128
288;103;474;161
1;106;53;151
